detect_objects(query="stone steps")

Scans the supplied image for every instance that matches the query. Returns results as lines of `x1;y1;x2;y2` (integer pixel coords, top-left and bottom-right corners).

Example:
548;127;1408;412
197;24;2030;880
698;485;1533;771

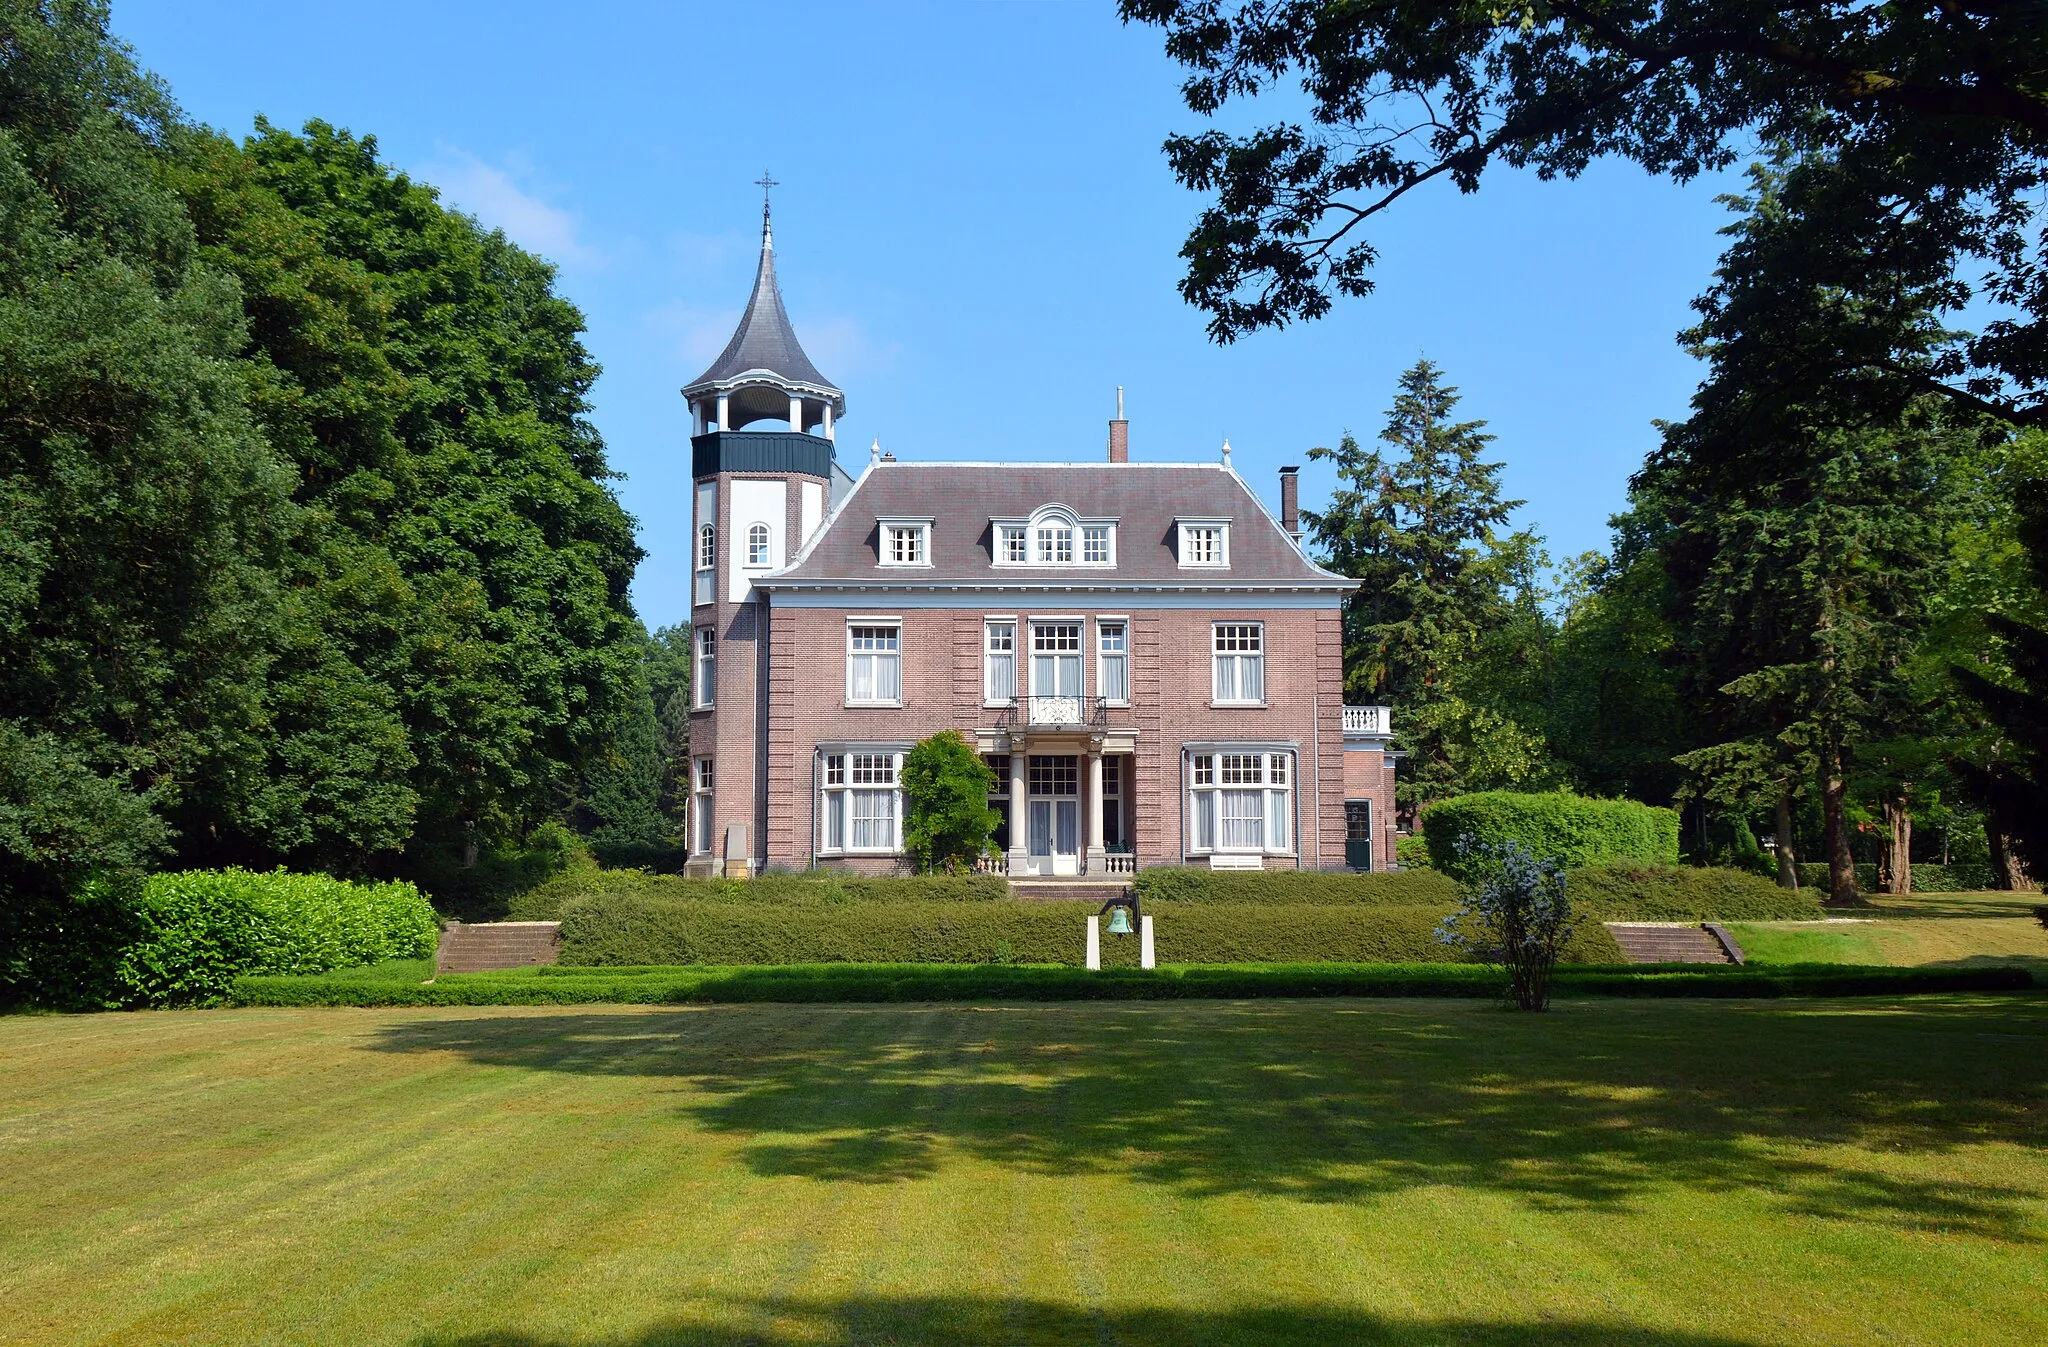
1604;922;1736;965
435;921;562;975
1007;880;1132;905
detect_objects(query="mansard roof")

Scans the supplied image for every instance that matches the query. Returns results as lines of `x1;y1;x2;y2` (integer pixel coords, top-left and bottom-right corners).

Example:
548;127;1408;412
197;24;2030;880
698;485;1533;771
764;461;1355;590
684;215;840;399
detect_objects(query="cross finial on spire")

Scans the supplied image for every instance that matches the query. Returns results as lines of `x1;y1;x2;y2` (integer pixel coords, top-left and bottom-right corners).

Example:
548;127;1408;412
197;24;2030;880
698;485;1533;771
755;170;779;225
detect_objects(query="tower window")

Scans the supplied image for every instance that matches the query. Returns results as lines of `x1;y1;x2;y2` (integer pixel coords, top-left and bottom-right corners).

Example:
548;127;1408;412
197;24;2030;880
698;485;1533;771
697;523;716;571
747;522;771;567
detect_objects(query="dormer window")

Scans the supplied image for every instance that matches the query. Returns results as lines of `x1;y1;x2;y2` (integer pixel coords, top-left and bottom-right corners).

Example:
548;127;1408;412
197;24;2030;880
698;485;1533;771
878;518;932;567
1178;518;1230;568
993;506;1116;567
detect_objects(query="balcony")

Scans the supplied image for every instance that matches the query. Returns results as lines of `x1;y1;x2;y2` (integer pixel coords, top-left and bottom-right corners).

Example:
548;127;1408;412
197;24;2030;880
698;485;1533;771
1343;704;1393;736
992;697;1122;730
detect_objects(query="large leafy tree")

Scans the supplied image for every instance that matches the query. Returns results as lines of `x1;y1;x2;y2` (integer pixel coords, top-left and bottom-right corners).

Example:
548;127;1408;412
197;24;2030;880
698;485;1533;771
1304;359;1553;812
1647;152;1981;904
1121;1;2048;424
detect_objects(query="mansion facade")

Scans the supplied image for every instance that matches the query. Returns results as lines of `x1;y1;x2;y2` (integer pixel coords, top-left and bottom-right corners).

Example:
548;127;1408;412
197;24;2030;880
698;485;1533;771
683;208;1396;878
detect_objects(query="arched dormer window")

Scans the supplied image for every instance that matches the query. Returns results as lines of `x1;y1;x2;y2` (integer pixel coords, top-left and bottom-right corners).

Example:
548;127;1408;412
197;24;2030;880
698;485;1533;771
992;505;1116;567
697;523;716;571
747;522;771;567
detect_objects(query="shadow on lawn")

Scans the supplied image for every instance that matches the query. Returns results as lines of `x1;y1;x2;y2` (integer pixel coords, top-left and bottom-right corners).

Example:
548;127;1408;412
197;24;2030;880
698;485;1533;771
367;996;2048;1239
415;1296;1779;1347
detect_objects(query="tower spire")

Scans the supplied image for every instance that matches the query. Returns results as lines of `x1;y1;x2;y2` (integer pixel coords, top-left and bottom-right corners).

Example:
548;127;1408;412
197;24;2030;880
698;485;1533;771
754;170;779;244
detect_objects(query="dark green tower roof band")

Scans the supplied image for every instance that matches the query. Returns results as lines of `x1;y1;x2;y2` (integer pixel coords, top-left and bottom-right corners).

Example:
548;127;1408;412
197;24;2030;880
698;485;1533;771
692;431;836;481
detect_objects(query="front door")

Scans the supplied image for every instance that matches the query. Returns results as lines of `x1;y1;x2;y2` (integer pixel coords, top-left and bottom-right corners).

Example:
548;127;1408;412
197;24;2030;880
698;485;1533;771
1026;755;1081;876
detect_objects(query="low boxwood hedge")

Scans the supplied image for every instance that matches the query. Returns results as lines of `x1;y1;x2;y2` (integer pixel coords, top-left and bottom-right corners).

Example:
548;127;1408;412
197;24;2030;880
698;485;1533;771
229;960;2034;1008
509;867;1009;920
556;894;1626;968
1130;867;1459;905
1566;864;1824;921
1422;791;1680;880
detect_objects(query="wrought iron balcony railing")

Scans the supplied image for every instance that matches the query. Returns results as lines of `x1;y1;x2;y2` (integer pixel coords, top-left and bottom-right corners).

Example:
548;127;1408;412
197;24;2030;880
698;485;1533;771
991;696;1121;729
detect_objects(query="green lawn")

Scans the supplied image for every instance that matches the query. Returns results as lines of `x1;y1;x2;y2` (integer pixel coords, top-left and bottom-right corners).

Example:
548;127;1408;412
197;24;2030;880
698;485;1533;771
3;996;2045;1346
1729;896;2048;976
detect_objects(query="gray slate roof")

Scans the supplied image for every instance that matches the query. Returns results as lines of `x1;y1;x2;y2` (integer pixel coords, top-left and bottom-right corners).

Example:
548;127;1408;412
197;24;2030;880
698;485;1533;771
686;222;839;393
766;462;1354;589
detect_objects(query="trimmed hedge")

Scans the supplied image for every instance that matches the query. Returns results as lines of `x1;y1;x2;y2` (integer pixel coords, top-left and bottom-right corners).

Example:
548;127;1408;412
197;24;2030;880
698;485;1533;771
1794;861;1998;893
115;869;440;1006
229;960;2034;1008
509;867;1009;920
1423;791;1679;880
1566;864;1824;921
1130;867;1459;905
556;894;1625;967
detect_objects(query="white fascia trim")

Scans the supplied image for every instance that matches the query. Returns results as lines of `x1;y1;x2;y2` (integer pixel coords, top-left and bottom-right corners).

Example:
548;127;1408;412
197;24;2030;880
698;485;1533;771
769;588;1348;610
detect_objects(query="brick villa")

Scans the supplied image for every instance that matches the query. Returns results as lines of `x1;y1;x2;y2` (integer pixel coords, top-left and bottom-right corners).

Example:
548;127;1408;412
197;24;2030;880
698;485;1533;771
682;206;1396;878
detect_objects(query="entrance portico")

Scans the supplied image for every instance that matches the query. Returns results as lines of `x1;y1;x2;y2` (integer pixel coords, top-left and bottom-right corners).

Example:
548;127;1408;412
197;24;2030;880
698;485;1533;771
983;723;1135;877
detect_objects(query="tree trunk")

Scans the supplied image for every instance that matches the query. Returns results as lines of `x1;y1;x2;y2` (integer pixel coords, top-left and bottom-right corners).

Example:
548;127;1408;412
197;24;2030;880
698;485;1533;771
1818;743;1859;906
1774;788;1799;890
1987;812;2040;893
1878;793;1912;896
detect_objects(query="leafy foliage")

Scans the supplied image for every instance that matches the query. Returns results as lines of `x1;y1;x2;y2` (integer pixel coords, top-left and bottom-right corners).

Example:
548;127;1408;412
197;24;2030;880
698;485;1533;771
1121;1;2047;428
509;867;1011;920
1132;865;1458;904
1566;863;1822;921
1435;836;1579;1011
1422;791;1679;880
901;730;1000;872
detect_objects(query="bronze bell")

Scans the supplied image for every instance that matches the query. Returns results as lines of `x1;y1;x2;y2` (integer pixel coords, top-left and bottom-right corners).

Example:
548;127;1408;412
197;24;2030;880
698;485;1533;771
1106;906;1134;936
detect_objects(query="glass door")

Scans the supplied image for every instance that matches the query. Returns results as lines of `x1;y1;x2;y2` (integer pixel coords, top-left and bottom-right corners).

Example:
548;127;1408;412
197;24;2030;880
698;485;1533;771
1027;755;1081;876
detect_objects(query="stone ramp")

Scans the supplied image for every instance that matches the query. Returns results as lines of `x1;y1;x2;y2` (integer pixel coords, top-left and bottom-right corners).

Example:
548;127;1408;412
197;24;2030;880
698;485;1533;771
1605;922;1738;965
435;920;562;975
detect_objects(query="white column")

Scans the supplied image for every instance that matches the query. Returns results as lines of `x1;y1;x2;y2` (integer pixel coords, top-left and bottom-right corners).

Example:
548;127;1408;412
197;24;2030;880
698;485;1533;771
716;393;730;431
789;394;803;432
1085;748;1106;874
692;400;706;436
823;404;834;441
1139;915;1155;970
1007;749;1027;875
1086;915;1101;971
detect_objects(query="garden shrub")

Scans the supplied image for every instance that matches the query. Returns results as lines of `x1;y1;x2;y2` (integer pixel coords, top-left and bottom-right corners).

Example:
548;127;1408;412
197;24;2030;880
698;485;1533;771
1394;836;1432;869
115;868;440;1006
1422;791;1678;880
0;880;146;1010
230;960;2032;1008
1792;860;1995;893
1566;864;1823;921
511;868;1011;919
555;893;1623;968
1131;867;1459;905
901;730;1000;871
1435;837;1577;1011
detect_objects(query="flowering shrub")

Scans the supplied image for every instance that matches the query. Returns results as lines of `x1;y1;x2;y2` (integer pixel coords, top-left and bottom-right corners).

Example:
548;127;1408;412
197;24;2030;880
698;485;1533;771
1436;835;1578;1011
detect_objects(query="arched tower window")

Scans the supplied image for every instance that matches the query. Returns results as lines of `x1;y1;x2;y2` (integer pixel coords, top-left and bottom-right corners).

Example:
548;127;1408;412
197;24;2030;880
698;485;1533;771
697;523;717;571
747;522;771;567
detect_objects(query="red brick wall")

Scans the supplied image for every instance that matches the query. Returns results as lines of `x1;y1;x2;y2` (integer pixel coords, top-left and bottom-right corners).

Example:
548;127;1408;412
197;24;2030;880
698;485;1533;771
761;602;1353;871
1343;745;1399;872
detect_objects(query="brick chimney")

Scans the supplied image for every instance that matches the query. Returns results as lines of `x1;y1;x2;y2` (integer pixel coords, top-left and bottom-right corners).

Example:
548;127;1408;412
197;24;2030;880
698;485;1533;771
1280;465;1301;544
1108;385;1128;463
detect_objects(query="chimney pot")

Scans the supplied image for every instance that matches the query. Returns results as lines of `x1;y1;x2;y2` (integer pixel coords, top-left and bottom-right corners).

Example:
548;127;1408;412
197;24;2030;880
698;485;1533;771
1279;465;1301;544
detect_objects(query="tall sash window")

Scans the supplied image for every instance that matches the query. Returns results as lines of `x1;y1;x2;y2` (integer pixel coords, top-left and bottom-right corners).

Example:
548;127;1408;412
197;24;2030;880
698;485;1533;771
846;624;902;705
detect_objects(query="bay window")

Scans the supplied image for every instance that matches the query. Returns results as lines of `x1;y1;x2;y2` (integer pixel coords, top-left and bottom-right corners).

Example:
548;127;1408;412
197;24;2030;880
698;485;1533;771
819;749;904;854
846;623;902;705
1188;749;1294;855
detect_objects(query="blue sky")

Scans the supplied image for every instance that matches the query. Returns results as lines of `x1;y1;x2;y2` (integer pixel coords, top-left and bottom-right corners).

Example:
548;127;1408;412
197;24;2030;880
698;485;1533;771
113;0;1745;632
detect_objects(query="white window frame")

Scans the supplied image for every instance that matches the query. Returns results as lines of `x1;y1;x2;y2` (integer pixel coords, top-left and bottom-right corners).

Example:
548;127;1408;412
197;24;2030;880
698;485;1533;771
878;517;933;568
990;507;1117;567
1212;622;1266;706
984;617;1017;706
1028;619;1084;700
1177;517;1230;568
697;522;717;572
1096;618;1129;706
745;521;771;568
845;619;903;707
694;626;716;708
1187;749;1295;856
817;748;905;855
692;756;716;855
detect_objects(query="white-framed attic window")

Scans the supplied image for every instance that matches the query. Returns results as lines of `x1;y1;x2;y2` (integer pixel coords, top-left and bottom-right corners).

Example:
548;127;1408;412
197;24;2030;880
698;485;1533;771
1177;518;1230;568
991;505;1117;567
878;517;933;567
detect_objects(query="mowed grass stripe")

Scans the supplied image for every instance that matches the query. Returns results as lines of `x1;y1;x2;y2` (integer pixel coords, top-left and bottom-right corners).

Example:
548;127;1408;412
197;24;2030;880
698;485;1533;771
2;996;2045;1346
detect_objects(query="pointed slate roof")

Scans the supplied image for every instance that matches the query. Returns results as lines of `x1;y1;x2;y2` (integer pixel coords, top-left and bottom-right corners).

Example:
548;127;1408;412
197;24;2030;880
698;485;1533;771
686;212;839;394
